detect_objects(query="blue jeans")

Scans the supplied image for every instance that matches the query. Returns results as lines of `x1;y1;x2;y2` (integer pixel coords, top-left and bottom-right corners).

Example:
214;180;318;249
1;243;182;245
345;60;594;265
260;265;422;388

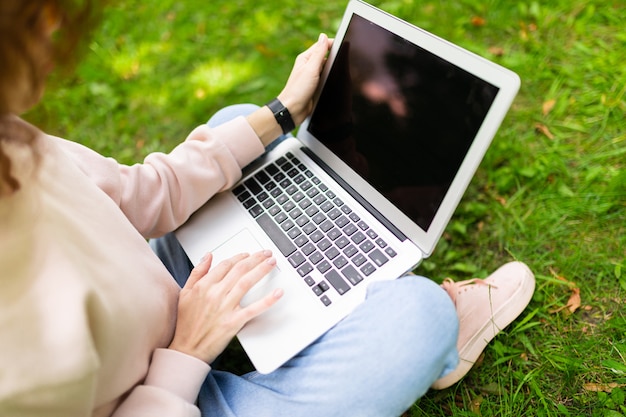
150;105;459;417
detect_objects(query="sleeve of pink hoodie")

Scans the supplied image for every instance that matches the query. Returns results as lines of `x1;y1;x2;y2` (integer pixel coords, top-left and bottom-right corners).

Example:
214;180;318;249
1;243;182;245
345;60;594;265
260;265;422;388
53;116;265;238
111;349;211;417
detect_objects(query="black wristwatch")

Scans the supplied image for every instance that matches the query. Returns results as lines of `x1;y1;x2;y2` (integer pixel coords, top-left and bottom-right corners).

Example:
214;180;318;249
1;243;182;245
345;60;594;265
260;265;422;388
265;98;295;134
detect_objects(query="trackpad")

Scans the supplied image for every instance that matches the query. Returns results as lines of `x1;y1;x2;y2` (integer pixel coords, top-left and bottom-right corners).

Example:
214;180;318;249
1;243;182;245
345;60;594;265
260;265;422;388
210;229;280;307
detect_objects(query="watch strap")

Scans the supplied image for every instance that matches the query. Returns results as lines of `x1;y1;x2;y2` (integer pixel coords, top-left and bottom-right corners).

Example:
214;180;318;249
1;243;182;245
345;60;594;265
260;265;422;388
265;98;295;135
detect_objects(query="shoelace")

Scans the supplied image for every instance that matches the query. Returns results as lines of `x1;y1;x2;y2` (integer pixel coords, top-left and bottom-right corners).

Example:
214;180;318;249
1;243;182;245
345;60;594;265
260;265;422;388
441;278;498;305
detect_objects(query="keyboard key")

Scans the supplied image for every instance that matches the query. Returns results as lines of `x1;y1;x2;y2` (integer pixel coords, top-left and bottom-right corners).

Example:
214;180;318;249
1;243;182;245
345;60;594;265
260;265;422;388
317;260;332;274
248;205;263;218
366;229;378;239
300;180;313;191
298;198;312;209
302;223;317;235
352;253;367;267
360;262;376;276
351;231;366;244
359;240;374;253
310;230;324;243
254;170;270;184
297;262;313;277
243;198;256;209
327;228;342;241
325;246;340;260
305;206;319;217
275;212;287;224
343;244;358;258
265;164;279;176
317;238;332;251
375;238;387;248
335;236;350;249
312;213;326;225
357;220;369;231
385;247;398;258
244;178;262;195
344;224;358;236
233;185;246;196
320;219;334;232
368;249;389;267
328;208;342;220
288;252;306;268
302;242;316;256
309;251;323;265
236;190;251;202
325;270;350;295
294;235;310;248
304;276;315;286
320;295;332;306
333;255;348;269
288;227;302;239
341;265;364;286
255;213;296;257
335;215;350;228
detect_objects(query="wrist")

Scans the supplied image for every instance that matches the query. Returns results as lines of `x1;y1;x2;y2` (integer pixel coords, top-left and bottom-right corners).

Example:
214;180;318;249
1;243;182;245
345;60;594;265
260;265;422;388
265;97;295;135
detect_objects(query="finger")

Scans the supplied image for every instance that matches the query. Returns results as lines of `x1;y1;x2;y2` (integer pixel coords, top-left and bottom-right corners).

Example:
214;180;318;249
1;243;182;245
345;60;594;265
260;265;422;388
203;252;251;286
184;253;213;290
219;250;274;292
225;255;277;305
297;33;330;65
238;287;284;323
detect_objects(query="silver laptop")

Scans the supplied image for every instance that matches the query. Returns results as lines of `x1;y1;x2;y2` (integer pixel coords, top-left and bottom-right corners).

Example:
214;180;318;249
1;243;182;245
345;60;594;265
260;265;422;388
176;0;520;374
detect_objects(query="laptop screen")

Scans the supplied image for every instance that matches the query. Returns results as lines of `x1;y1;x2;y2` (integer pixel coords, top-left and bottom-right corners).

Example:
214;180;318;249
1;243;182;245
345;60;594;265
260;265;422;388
307;14;499;231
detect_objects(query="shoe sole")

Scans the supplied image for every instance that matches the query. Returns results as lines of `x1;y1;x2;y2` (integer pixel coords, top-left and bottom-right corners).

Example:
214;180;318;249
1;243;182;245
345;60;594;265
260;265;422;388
431;262;536;390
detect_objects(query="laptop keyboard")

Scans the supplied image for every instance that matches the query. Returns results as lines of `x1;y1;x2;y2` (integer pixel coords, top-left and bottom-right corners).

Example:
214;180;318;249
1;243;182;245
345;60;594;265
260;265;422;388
232;152;397;306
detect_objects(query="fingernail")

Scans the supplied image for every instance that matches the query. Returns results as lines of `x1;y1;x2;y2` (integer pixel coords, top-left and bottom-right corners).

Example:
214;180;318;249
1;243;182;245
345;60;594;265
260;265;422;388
318;33;326;43
265;257;276;266
273;288;284;299
262;249;272;257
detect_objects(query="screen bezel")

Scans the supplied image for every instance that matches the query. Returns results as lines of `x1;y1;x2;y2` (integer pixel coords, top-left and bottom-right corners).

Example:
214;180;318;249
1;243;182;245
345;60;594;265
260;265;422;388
297;0;520;257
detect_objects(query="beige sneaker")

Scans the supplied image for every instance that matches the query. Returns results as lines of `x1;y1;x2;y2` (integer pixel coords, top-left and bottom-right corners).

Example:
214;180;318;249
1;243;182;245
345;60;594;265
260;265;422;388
431;261;536;390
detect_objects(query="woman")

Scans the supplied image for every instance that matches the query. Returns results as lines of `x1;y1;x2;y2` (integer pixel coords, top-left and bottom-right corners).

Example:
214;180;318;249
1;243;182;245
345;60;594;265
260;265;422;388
0;1;535;416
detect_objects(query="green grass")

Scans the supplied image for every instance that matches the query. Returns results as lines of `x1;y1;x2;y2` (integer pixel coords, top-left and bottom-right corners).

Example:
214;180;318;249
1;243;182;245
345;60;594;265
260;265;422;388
25;0;625;415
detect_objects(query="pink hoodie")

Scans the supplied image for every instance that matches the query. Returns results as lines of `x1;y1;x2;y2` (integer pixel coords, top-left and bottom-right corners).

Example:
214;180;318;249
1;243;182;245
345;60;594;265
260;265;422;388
0;116;265;416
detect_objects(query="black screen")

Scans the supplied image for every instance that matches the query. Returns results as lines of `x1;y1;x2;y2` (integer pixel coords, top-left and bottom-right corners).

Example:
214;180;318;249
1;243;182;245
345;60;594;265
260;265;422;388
308;15;499;231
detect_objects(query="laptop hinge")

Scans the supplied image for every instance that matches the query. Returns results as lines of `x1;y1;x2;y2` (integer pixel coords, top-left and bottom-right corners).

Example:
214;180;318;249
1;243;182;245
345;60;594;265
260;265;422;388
300;147;407;242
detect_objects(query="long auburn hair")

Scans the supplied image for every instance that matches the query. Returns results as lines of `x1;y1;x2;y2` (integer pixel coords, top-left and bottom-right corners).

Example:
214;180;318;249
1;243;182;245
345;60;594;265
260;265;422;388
0;0;102;197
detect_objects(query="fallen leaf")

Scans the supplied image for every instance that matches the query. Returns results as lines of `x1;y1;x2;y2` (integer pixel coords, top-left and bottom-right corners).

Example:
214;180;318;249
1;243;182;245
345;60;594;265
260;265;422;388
535;123;555;139
471;16;486;27
488;46;505;56
567;287;581;313
542;99;556;116
470;394;484;414
583;382;625;393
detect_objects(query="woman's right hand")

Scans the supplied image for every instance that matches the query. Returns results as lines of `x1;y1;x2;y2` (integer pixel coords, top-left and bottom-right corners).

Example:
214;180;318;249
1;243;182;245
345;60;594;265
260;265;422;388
168;250;283;364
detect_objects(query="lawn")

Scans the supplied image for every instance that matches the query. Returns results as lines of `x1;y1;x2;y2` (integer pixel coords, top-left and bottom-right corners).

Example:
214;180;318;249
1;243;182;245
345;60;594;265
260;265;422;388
25;0;625;415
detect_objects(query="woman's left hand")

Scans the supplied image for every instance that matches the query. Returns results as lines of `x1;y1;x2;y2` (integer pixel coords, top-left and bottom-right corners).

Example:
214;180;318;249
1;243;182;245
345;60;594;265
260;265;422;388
278;33;333;125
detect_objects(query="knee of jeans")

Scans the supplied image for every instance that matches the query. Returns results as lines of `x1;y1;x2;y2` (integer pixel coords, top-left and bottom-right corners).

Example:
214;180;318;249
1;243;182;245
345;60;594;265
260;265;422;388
207;103;260;128
368;276;458;357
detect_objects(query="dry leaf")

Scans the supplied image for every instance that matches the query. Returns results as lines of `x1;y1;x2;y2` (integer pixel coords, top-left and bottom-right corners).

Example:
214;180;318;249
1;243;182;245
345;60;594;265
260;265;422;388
583;382;625;393
567;287;581;313
542;99;556;116
488;46;505;56
535;123;555;139
471;16;486;27
470;394;484;414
